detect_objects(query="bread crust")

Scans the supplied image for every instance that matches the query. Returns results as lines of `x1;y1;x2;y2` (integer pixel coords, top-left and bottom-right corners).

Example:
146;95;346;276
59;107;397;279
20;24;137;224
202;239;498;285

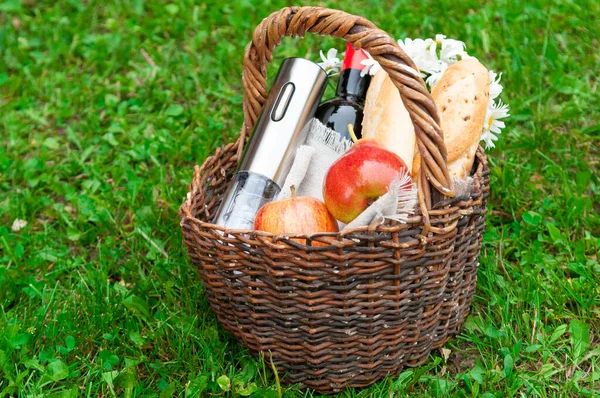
432;58;490;179
361;70;416;171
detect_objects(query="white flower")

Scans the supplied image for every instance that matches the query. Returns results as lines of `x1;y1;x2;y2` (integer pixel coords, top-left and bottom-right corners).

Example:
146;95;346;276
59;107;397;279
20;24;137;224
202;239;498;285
360;53;382;77
481;99;510;149
398;37;440;77
433;34;467;65
399;34;468;89
11;218;27;232
318;48;341;75
425;61;448;88
489;70;503;100
480;129;500;149
440;38;467;65
398;37;429;58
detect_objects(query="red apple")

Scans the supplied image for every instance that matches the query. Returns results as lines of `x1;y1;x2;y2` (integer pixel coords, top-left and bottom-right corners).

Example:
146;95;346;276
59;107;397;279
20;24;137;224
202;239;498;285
323;139;409;223
254;188;339;246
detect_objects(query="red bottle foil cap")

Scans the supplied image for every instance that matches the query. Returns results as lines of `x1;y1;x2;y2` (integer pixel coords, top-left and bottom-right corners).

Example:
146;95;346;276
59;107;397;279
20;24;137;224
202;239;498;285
341;42;369;71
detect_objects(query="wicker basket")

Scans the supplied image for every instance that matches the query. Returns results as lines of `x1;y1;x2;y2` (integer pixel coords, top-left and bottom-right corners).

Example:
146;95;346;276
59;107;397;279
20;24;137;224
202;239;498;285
179;6;490;394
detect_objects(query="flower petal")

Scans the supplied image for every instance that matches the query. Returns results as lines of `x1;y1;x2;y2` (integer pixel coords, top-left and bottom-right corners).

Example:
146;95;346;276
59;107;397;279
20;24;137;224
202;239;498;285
320;50;327;63
326;48;338;60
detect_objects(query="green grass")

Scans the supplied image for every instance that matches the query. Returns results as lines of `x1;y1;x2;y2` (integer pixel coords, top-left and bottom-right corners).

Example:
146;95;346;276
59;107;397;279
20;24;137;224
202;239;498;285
1;0;599;396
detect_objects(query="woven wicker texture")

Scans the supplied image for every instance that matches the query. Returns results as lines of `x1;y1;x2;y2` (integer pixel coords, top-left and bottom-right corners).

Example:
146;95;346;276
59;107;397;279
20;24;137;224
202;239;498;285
179;6;489;394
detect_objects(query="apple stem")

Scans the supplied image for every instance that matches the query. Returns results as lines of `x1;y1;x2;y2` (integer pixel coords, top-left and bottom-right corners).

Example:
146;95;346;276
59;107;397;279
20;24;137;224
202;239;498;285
290;185;296;197
347;123;359;144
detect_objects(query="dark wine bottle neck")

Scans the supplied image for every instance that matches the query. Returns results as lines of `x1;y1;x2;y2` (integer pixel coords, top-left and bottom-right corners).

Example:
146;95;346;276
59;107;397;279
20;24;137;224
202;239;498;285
336;68;371;100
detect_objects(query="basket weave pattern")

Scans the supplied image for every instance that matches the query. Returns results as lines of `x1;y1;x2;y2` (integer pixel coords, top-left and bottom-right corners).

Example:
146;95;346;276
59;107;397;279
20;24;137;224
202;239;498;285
179;6;490;394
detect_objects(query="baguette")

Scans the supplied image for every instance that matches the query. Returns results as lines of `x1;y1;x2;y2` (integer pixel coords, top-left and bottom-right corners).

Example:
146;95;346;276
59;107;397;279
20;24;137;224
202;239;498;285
432;58;490;179
361;70;416;171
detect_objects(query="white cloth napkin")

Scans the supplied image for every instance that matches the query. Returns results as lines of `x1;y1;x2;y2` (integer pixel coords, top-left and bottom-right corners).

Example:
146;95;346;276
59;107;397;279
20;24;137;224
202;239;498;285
278;119;351;201
344;171;417;230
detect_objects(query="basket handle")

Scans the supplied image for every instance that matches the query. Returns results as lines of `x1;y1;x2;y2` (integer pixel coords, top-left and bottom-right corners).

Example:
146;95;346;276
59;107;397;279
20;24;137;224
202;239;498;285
238;6;455;214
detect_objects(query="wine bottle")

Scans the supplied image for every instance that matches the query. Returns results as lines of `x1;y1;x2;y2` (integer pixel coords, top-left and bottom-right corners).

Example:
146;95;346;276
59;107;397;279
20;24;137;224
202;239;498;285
315;42;372;141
